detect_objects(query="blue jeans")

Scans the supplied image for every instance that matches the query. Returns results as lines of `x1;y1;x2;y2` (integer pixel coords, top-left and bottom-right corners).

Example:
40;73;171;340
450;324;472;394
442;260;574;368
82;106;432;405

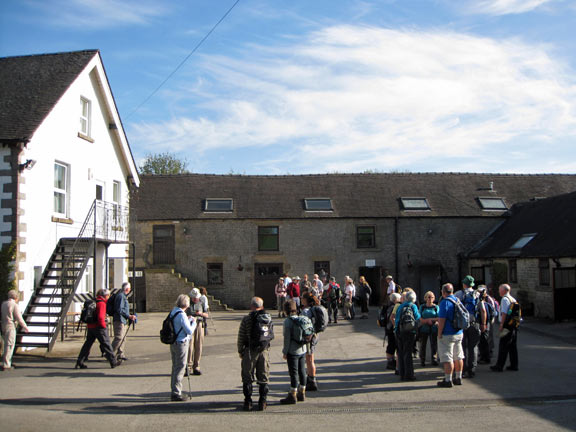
286;354;306;388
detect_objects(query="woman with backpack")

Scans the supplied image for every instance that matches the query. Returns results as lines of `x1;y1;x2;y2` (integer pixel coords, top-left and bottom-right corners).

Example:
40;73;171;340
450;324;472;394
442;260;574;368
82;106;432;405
394;290;427;381
357;276;372;319
344;276;356;320
281;299;309;404
477;286;491;364
379;292;401;371
418;291;439;367
301;293;321;391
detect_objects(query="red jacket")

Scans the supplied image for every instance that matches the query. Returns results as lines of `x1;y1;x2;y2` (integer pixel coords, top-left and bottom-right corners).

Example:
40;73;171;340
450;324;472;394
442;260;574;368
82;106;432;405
287;282;300;299
87;296;108;329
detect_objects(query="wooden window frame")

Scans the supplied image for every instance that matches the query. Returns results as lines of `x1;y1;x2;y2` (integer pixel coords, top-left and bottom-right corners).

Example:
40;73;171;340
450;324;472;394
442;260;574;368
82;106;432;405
258;226;279;252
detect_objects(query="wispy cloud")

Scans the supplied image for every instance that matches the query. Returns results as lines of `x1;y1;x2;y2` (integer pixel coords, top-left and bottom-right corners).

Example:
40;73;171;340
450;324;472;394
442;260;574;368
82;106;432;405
23;0;168;29
466;0;555;16
130;25;576;174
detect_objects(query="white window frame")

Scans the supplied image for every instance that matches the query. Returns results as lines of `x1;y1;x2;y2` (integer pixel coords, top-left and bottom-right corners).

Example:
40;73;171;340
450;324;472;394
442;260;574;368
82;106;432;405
400;197;431;211
112;181;121;205
304;198;333;212
80;97;91;137
477;197;508;211
204;198;234;212
53;162;69;217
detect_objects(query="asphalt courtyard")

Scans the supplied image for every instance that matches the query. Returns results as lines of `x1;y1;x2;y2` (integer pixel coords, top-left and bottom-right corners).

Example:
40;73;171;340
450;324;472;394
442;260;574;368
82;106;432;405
1;309;575;431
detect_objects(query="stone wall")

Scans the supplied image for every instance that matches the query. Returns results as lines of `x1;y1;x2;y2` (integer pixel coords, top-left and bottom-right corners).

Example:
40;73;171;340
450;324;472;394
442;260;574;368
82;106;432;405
135;216;503;310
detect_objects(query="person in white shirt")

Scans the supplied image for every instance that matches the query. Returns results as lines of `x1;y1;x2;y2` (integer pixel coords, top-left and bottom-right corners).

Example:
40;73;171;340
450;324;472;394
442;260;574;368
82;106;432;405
169;294;196;401
491;284;519;372
313;274;324;297
1;290;29;370
344;276;356;320
385;276;398;304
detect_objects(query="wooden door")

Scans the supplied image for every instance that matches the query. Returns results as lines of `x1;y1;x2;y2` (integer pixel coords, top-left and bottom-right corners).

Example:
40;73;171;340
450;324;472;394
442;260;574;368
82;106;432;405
153;225;175;265
254;263;283;309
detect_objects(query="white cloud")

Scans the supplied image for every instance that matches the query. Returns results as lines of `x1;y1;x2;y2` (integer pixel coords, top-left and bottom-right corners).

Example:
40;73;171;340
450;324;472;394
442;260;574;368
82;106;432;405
130;25;576;174
24;0;168;29
467;0;555;15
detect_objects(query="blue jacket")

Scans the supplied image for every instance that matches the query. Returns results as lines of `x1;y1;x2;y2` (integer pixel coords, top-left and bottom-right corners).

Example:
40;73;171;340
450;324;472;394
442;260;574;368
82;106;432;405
113;291;130;324
394;301;421;333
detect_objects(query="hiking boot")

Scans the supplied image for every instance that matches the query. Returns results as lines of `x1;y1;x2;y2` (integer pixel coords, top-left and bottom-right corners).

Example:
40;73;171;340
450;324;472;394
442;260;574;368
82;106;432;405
74;362;87;370
297;387;306;402
437;380;453;388
306;376;318;392
243;400;253;411
453;378;462;386
280;390;297;405
171;394;188;402
257;398;267;411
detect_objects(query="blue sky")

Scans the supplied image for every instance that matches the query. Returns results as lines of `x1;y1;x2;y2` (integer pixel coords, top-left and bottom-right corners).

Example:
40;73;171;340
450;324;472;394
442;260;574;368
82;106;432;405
2;0;576;174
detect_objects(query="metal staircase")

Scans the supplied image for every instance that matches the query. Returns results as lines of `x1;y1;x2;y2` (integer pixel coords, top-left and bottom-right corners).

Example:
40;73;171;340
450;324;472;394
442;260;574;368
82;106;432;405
16;199;129;352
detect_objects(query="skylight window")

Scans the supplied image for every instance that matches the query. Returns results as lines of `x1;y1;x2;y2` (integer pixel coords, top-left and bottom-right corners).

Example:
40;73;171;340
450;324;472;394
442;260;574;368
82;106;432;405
304;198;333;211
400;198;431;211
204;199;233;212
478;197;507;210
510;233;536;250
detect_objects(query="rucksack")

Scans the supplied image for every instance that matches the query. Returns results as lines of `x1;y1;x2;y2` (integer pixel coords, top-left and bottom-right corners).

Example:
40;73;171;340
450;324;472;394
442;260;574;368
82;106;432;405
311;305;328;333
106;292;117;316
329;284;341;301
377;305;387;328
446;297;471;331
160;310;184;345
484;301;496;324
250;311;274;351
79;299;101;324
291;315;315;344
398;304;417;333
503;297;522;330
462;291;479;321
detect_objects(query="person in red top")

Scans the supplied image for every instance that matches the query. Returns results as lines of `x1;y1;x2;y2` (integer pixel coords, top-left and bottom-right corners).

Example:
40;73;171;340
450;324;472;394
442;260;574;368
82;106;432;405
287;276;301;310
75;288;118;369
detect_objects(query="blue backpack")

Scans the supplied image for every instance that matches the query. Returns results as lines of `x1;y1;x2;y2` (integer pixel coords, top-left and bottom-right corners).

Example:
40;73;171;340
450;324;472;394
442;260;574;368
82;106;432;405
463;291;480;322
446;297;471;331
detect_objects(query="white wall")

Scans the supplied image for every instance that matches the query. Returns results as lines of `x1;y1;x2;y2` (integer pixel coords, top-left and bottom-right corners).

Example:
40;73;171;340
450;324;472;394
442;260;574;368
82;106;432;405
17;56;133;309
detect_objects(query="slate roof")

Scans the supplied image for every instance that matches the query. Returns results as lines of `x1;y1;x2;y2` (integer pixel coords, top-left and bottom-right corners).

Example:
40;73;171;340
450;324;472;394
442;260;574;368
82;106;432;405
468;191;576;258
133;173;576;220
0;50;98;143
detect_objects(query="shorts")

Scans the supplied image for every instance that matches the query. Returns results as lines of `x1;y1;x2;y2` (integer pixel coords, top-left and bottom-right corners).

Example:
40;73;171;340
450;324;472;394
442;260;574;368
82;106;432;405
438;333;464;364
306;334;318;355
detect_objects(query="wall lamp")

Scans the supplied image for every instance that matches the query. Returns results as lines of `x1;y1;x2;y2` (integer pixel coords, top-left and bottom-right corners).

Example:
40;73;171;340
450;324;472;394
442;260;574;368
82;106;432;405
18;159;37;171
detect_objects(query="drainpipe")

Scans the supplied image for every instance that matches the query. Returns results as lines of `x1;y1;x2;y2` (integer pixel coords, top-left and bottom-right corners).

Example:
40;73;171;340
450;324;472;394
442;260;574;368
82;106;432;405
131;242;137;314
394;217;399;281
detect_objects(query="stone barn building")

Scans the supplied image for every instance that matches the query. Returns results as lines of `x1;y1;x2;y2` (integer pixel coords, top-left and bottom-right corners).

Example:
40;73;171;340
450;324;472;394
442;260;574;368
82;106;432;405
132;173;576;311
468;191;576;320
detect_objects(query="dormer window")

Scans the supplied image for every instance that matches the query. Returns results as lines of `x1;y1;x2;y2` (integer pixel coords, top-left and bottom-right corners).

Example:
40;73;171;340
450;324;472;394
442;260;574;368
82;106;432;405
510;233;536;250
478;197;507;211
80;97;91;137
204;199;233;212
304;198;333;211
400;197;430;211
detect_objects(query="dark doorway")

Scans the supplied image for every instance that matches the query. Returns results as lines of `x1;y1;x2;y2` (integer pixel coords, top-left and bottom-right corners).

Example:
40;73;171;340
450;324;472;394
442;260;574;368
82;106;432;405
418;266;442;304
153;225;175;265
255;263;283;309
358;266;382;306
554;267;576;321
314;261;330;285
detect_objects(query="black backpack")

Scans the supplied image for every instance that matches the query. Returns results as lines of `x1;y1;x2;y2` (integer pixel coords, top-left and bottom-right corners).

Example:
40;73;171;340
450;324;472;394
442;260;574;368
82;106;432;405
106;292;117;316
250;311;274;351
398;304;417;333
312;305;328;333
160;310;184;344
79;299;101;324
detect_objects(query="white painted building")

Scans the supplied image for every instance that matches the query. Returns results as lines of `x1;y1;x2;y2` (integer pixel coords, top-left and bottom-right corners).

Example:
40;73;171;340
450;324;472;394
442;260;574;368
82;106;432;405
0;50;140;350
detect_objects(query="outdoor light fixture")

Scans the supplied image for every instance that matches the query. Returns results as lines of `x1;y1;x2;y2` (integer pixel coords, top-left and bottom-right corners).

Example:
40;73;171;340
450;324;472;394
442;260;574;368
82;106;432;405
18;159;36;171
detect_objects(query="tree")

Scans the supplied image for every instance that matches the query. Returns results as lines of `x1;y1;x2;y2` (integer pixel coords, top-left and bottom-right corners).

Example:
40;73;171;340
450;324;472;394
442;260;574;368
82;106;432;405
139;152;190;175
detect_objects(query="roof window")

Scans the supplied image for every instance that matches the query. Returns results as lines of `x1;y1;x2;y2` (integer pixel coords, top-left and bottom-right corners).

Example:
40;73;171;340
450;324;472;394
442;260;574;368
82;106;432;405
510;233;536;250
304;198;333;211
478;197;507;210
204;199;233;212
400;197;431;211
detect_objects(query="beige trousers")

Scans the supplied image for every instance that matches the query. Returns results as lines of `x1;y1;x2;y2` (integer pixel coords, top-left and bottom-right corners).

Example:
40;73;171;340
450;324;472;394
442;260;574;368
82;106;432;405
2;327;16;368
112;321;128;358
187;321;204;370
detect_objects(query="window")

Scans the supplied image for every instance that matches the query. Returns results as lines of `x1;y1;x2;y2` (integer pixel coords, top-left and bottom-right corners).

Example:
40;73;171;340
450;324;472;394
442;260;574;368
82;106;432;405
509;259;518;283
204;199;233;212
477;197;507;210
53;162;69;216
113;181;121;204
304;198;332;211
80;97;91;136
400;197;431;211
314;261;330;282
357;226;376;248
510;233;536;250
470;266;485;286
207;263;223;285
539;258;550;286
258;226;279;251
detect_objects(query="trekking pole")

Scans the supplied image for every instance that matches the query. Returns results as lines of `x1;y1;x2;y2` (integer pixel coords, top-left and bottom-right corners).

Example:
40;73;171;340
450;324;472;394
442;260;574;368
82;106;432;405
186;363;192;399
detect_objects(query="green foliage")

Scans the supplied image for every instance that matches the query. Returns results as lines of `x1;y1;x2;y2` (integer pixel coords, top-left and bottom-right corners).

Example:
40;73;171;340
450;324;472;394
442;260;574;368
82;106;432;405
0;241;16;301
139;152;189;175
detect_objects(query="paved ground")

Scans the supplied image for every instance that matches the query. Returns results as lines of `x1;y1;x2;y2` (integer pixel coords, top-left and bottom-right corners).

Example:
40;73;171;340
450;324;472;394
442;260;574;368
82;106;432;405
1;309;575;431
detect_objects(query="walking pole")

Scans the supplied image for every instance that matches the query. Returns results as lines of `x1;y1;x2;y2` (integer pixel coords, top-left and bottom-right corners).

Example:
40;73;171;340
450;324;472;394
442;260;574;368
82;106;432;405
187;365;192;399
